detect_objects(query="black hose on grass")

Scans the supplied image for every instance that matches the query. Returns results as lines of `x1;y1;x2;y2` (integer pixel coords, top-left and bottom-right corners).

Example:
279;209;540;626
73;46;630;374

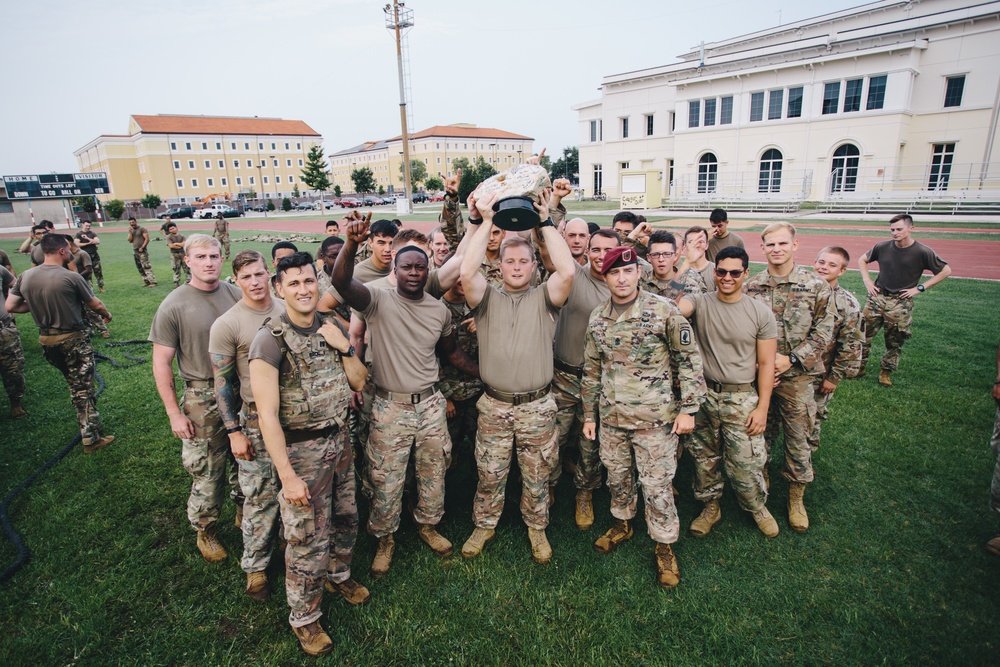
0;339;150;583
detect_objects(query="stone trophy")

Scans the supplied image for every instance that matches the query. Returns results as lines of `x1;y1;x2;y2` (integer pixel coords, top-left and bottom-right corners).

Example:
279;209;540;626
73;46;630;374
471;164;552;231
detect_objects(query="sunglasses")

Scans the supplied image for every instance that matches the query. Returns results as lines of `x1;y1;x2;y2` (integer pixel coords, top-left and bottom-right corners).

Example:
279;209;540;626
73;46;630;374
715;268;746;278
647;251;675;259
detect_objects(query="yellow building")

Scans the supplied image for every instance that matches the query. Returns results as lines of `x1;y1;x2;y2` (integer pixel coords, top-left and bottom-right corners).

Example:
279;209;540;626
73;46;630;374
329;124;534;194
74;114;323;204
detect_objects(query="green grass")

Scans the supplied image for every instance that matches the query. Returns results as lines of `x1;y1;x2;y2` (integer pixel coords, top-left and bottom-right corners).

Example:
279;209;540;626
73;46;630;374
1;236;999;666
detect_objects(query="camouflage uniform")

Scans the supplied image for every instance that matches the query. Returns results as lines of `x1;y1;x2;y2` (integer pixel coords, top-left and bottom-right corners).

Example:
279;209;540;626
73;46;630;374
166;234;190;287
642;266;707;301
75;230;104;290
0;316;26;411
39;331;104;446
133;248;157;286
85;306;110;338
809;285;863;451
551;368;601;489
354;242;373;264
439;298;483;462
439;194;465;253
581;290;706;544
861;293;912;373
745;265;835;483
213;218;230;259
240;407;281;574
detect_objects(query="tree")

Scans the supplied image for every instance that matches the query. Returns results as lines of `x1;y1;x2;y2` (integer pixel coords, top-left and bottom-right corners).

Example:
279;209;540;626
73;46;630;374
292;183;301;198
246;187;257;199
378;185;385;195
425;176;444;192
457;156;498;204
140;194;162;211
549;146;579;182
281;197;293;211
333;184;342;198
266;199;276;212
75;196;97;213
400;159;427;188
104;199;126;221
351;167;376;195
300;146;331;195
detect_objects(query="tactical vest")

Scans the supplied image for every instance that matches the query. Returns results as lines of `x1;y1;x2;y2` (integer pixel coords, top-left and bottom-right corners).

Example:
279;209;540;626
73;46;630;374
267;313;350;431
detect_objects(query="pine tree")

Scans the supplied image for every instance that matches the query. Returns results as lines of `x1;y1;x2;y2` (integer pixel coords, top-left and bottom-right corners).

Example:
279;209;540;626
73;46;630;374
300;145;331;195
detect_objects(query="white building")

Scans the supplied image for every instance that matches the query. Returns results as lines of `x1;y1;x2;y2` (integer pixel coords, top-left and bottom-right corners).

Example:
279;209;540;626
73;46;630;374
574;0;1000;210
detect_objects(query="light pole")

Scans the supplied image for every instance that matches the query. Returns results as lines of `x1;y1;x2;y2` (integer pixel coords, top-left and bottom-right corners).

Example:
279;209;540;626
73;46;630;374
257;160;267;218
384;0;414;215
269;155;277;202
489;143;496;167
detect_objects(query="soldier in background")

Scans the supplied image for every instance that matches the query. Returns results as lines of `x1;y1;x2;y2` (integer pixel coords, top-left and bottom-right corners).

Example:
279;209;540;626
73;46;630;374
213;212;231;261
439;276;483;470
0;248;14;276
706;208;745;263
127;217;157;287
429;227;451;269
28;224;48;267
642;231;705;300
69;241;110;339
677;226;716;288
74;221;104;292
270;241;298;295
165;222;190;288
0;265;27;418
809;247;864;451
987;342;1000;558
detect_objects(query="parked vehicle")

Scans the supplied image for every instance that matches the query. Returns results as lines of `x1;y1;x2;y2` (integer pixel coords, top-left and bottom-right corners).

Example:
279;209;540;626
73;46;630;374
380;195;397;205
411;192;428;203
429;192;446;202
340;197;362;208
157;206;195;219
294;201;318;211
248;204;267;212
362;196;380;206
324;199;342;209
195;204;243;218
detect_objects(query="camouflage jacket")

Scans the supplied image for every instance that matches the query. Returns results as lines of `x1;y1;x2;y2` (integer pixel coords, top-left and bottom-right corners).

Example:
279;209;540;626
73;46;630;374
440;194;464;253
582;290;706;429
438;297;483;402
641;266;707;302
354;242;372;265
621;235;648;261
823;284;864;383
744;265;835;378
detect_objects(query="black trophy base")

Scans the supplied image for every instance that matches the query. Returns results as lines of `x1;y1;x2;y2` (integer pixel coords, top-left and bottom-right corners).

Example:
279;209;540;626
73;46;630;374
493;196;540;231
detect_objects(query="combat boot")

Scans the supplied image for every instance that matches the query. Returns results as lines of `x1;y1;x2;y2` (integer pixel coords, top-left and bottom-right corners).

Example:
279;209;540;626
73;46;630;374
416;523;453;557
461;527;495;559
9;404;27;419
196;526;228;563
689;500;722;538
370;534;395;579
986;536;1000;557
245;571;269;601
575;490;594;530
528;527;552;564
878;370;893;387
83;435;115;454
654;542;680;589
594;519;633;554
292;621;333;656
234;504;244;529
325;577;371;605
751;507;780;538
788;482;809;533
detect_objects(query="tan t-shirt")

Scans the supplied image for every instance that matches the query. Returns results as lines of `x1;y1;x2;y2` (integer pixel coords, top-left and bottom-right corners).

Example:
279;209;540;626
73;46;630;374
11;264;94;332
707;232;746;263
353;257;391;284
208;298;286;403
361;287;452;393
73;249;93;278
131;226;149;251
166;233;186;255
30;244;45;266
688;292;777;385
149;281;241;381
553;262;609;367
474;283;560;392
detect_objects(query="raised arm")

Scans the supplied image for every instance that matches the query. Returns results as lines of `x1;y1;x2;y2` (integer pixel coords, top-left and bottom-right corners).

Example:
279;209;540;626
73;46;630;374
331;216;374;312
318;319;368;391
536;190;575;307
460;192;496;309
439;168;464;252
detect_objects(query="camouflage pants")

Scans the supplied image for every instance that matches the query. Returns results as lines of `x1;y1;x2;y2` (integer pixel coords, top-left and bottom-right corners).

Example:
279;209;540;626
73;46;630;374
350;370;374;498
280;426;358;628
990;408;1000;516
170;252;190;287
687;388;768;512
446;393;481;470
808;379;836;452
765;374;817;484
0;322;26;405
216;233;231;259
472;392;558;530
89;253;104;289
180;384;243;531
366;392;451;537
85;306;109;337
40;334;101;446
862;292;913;372
551;368;602;491
240;411;281;573
133;249;157;285
599;423;680;545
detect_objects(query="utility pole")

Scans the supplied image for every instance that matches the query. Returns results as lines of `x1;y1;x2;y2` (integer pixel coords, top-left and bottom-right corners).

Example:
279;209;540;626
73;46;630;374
385;1;414;215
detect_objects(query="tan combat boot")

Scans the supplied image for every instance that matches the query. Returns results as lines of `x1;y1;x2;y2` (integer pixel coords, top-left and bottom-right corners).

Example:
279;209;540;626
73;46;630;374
575;490;594;530
370;534;395;579
689;500;722;538
528;527;552;564
234;504;244;529
325;577;371;605
292;621;333;656
878;370;893;387
752;507;780;538
986;536;1000;557
9;403;27;419
788;482;809;533
245;571;269;601
461;527;495;559
655;542;680;589
83;435;115;454
416;523;453;557
196;526;228;563
594;519;633;554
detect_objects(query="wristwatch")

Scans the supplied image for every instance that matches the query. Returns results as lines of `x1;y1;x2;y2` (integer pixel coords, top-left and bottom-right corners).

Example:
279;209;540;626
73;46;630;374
537;217;555;229
226;425;243;434
788;352;801;367
917;284;925;292
340;345;355;358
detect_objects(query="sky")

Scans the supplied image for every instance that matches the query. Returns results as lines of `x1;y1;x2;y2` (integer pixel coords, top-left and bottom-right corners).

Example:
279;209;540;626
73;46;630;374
0;0;865;176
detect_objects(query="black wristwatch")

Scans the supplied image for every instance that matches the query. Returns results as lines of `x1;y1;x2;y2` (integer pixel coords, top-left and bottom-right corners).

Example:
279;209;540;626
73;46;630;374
789;352;800;367
537;217;554;229
916;284;925;292
340;345;355;358
226;425;243;434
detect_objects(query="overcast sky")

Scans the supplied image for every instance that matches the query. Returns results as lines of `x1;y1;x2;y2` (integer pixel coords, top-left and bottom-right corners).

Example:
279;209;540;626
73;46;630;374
0;0;863;176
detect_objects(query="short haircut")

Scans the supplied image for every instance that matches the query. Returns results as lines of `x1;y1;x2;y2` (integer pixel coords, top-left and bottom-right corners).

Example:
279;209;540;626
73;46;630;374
271;241;298;259
647;230;677;251
232;250;266;275
685;225;709;243
428;226;445;242
587;222;602;235
183;233;221;256
635;215;647;224
394;245;429;266
320;235;345;256
128;217;136;223
709;208;728;224
760;221;796;240
41;220;55;230
325;220;339;230
715;245;749;270
819;245;850;265
31;224;47;235
889;213;914;227
590;229;621;246
40;233;71;254
392;228;429;250
276;251;316;283
612;211;638;226
499;236;535;260
370;219;398;239
166;222;178;230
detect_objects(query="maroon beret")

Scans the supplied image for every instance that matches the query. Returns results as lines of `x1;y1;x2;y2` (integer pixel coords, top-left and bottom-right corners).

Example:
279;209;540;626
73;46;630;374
600;246;639;275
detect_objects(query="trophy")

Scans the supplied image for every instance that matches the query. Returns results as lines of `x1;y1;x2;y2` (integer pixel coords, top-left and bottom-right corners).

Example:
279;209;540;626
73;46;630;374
472;164;552;231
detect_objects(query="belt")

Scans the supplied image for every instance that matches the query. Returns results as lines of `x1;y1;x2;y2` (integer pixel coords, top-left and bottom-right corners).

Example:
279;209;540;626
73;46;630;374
706;381;756;393
554;357;583;378
285;424;339;445
39;327;83;336
484;385;550;406
375;385;439;404
186;379;215;389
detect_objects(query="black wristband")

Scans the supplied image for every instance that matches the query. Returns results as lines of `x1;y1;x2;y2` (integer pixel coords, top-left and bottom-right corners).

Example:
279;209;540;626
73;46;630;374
226;425;243;434
468;217;483;226
340;345;355;358
537;217;554;229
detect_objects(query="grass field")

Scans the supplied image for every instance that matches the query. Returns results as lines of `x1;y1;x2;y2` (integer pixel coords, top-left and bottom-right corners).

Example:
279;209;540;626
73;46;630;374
1;231;999;666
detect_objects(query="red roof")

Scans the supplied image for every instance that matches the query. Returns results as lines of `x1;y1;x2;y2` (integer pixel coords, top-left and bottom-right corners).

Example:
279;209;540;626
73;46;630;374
130;115;320;137
388;125;532;141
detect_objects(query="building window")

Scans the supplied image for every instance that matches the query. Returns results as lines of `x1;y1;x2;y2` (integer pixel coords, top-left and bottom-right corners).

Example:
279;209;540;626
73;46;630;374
297;143;301;150
288;175;294;183
233;160;240;168
719;97;733;125
221;178;227;187
645;114;654;136
185;142;192;150
688;102;700;128
231;142;237;150
173;160;180;169
830;143;860;193
249;176;255;185
176;179;184;188
199;142;205;150
191;179;198;188
759;149;783;193
844;78;863;112
867;75;887;110
204;160;211;169
218;160;224;168
284;143;289;150
698;153;718;193
590;120;598;142
188;160;195;169
749;92;764;122
704;99;716;127
207;178;214;187
271;143;276;150
247;160;253;168
245;142;250;150
275;176;281;184
437;157;442;164
286;159;292;167
944;75;965;107
170;142;177;150
787;87;804;118
259;143;264;150
620;162;630;170
928;143;956;190
215;142;221;150
767;90;784;120
271;159;277;167
263;176;269;185
593;164;603;195
236;177;242;186
298;159;304;167
823;82;841;114
621;117;630;138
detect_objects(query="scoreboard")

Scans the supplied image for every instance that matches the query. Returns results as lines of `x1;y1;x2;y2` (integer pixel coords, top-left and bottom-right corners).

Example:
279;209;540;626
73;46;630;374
2;172;110;199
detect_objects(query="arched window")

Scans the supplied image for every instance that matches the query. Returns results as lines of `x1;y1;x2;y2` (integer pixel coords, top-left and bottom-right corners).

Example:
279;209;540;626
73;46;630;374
831;143;860;193
759;149;783;193
698;153;718;193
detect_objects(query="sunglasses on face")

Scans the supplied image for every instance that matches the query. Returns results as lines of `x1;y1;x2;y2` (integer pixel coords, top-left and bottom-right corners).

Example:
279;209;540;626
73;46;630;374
715;268;746;278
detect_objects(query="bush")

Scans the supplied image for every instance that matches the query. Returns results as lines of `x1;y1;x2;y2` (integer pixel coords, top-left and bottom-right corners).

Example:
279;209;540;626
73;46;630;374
281;197;292;212
266;199;275;212
104;199;126;220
